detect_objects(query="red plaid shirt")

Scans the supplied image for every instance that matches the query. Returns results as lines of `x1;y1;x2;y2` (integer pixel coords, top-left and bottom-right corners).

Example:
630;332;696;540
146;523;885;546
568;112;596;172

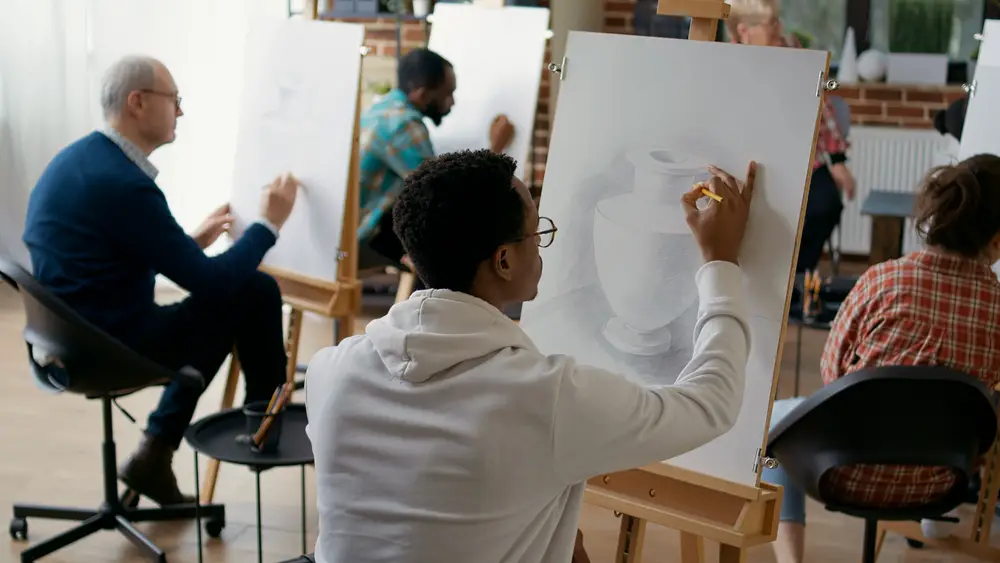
820;250;1000;508
814;97;848;170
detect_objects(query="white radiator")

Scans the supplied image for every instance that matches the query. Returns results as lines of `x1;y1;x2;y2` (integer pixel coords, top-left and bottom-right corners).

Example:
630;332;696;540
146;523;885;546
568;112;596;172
837;126;957;255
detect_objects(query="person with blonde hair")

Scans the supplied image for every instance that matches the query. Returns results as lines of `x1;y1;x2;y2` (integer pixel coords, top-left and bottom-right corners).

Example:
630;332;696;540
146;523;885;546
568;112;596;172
727;0;856;274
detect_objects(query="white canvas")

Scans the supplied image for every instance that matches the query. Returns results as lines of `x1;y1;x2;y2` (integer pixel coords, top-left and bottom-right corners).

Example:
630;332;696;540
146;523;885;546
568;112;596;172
976;19;1000;69
228;19;365;283
518;32;829;487
85;0;289;237
959;66;1000;161
426;4;550;181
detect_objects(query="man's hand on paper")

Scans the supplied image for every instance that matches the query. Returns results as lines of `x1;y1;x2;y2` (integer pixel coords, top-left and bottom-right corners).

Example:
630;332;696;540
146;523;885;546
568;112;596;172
489;114;515;153
681;161;757;266
261;172;300;230
192;203;235;250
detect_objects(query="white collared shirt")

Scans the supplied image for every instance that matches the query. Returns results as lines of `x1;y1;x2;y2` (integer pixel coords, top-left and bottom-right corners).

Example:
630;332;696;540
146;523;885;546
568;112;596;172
101;127;159;180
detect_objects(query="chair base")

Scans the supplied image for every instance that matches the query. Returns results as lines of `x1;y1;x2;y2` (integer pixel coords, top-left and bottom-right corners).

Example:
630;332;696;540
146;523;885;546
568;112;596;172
11;499;225;563
9;396;226;562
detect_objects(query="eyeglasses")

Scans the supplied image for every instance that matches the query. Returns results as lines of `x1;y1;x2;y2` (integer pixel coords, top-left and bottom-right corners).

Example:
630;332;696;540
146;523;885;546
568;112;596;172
518;216;557;248
140;89;182;110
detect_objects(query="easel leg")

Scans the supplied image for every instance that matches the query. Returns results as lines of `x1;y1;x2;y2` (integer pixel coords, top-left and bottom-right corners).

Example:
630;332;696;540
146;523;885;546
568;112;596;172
874;523;888;560
199;352;242;504
336;315;355;344
973;430;1000;543
395;272;416;304
718;544;746;563
615;514;647;563
680;532;704;563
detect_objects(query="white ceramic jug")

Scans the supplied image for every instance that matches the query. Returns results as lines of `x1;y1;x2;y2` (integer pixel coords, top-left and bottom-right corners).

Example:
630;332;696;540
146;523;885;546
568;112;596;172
593;148;707;355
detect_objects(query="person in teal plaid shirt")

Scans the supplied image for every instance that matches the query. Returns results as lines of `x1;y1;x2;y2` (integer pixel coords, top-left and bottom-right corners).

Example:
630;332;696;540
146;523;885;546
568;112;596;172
358;48;515;278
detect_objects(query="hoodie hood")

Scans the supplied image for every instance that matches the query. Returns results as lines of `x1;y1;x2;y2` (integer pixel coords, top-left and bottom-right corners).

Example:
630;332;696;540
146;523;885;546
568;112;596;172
366;289;538;383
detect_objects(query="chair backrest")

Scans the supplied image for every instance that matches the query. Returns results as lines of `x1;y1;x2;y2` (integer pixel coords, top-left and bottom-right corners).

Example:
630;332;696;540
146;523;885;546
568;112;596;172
828;95;851;138
767;365;996;516
0;255;202;398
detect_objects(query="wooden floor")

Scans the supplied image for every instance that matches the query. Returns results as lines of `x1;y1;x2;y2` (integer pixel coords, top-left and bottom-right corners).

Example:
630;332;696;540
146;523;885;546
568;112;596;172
0;274;996;563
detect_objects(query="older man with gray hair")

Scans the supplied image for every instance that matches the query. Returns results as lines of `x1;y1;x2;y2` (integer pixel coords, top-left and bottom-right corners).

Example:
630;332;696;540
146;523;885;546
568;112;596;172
22;55;299;505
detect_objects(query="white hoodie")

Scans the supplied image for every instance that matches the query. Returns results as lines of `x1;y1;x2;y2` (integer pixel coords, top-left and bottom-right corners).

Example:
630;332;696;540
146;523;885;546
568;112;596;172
304;261;750;563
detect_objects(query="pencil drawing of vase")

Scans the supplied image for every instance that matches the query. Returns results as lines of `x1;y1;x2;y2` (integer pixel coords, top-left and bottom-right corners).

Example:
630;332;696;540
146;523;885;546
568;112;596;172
594;148;707;356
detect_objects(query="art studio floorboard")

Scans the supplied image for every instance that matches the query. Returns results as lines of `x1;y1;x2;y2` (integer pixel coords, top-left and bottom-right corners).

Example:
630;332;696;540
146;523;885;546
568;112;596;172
1;269;995;562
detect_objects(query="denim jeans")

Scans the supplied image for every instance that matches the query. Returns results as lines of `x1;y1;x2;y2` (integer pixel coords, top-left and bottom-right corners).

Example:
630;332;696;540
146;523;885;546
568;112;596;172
762;397;809;524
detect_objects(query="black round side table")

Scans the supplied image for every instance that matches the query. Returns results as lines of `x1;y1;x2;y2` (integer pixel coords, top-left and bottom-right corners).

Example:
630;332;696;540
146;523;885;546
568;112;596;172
184;403;314;563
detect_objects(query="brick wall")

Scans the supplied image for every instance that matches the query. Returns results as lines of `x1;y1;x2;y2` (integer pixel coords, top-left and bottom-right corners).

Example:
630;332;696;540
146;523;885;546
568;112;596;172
322;5;551;187
834;83;965;129
601;0;962;129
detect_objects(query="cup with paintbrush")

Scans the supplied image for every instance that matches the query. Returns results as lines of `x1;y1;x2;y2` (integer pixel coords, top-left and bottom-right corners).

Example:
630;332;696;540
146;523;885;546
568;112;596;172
240;383;290;454
802;270;823;322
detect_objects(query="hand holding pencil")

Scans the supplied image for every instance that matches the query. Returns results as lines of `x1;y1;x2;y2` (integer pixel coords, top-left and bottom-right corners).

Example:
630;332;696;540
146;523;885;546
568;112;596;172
680;161;757;266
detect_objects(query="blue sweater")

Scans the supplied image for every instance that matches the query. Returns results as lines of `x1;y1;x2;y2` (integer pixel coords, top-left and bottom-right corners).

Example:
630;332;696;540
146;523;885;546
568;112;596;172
22;131;276;342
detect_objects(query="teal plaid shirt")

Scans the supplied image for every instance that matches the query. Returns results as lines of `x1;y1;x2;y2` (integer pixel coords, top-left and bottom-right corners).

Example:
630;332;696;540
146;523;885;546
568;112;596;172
357;89;435;242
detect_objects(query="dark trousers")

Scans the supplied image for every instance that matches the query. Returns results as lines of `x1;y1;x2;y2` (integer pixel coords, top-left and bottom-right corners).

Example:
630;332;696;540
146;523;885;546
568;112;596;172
131;271;287;448
360;206;426;292
796;164;843;273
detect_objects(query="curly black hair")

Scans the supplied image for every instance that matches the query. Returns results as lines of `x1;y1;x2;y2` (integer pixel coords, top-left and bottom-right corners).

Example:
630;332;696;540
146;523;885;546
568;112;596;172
397;48;452;95
393;150;525;292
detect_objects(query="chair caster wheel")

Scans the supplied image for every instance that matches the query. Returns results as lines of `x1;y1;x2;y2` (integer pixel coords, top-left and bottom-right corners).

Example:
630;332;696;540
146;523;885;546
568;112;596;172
906;538;925;548
9;517;27;541
205;518;225;538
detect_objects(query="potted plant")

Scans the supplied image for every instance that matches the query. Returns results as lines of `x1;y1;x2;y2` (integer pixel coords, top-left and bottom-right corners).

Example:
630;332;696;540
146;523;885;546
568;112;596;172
790;29;814;49
886;0;953;85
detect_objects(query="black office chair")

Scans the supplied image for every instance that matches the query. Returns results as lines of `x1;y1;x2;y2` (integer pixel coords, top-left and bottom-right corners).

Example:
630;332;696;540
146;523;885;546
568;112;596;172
767;365;997;563
0;256;225;562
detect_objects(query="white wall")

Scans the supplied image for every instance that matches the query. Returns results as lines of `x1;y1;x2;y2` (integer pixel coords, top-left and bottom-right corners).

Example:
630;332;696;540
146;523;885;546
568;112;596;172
0;0;93;268
0;0;287;274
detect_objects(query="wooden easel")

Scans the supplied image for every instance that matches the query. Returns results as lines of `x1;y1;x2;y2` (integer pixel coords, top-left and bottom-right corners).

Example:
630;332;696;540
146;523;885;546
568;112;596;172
198;5;365;504
579;1;832;561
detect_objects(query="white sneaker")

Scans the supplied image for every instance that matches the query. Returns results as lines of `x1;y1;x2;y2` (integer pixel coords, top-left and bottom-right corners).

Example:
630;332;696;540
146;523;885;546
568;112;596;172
920;509;960;539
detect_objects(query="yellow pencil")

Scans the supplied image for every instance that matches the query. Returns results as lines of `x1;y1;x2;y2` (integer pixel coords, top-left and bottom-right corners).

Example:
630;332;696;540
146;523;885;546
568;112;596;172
693;182;723;203
701;188;723;203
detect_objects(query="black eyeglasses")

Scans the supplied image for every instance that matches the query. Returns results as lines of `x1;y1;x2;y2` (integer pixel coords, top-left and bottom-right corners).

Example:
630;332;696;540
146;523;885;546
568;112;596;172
514;216;557;248
140;89;182;110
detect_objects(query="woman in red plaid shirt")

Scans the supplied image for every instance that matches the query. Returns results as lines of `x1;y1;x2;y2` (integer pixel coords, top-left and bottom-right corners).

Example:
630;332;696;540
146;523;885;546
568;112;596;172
763;153;1000;563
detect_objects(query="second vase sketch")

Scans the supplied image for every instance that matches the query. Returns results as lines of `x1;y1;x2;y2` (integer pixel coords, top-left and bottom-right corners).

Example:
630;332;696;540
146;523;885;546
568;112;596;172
594;147;707;356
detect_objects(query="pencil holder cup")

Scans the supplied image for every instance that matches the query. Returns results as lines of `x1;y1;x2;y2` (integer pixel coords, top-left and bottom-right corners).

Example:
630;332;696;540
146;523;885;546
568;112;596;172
243;400;284;454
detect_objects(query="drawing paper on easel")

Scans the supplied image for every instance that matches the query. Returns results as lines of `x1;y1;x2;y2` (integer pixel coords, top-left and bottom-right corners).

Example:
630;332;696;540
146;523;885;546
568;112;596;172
518;31;828;487
228;18;365;282
425;3;550;181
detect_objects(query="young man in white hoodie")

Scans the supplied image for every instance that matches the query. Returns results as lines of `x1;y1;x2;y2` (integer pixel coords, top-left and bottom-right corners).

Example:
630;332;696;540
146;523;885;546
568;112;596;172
305;149;756;563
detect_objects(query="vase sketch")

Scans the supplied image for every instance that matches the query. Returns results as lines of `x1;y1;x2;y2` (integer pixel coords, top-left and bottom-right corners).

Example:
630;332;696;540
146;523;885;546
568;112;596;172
593;148;706;356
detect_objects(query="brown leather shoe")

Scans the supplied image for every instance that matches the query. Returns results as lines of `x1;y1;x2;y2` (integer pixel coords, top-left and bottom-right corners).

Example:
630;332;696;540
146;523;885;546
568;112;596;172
118;432;195;506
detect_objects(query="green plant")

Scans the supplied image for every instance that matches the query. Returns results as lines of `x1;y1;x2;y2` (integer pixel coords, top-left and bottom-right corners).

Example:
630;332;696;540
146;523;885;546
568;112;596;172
368;80;393;95
790;29;814;49
888;0;954;54
385;0;407;13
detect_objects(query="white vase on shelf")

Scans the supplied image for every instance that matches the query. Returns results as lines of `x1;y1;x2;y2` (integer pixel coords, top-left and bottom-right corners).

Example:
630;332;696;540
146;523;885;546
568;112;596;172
839;27;859;84
412;0;431;16
593;148;707;356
